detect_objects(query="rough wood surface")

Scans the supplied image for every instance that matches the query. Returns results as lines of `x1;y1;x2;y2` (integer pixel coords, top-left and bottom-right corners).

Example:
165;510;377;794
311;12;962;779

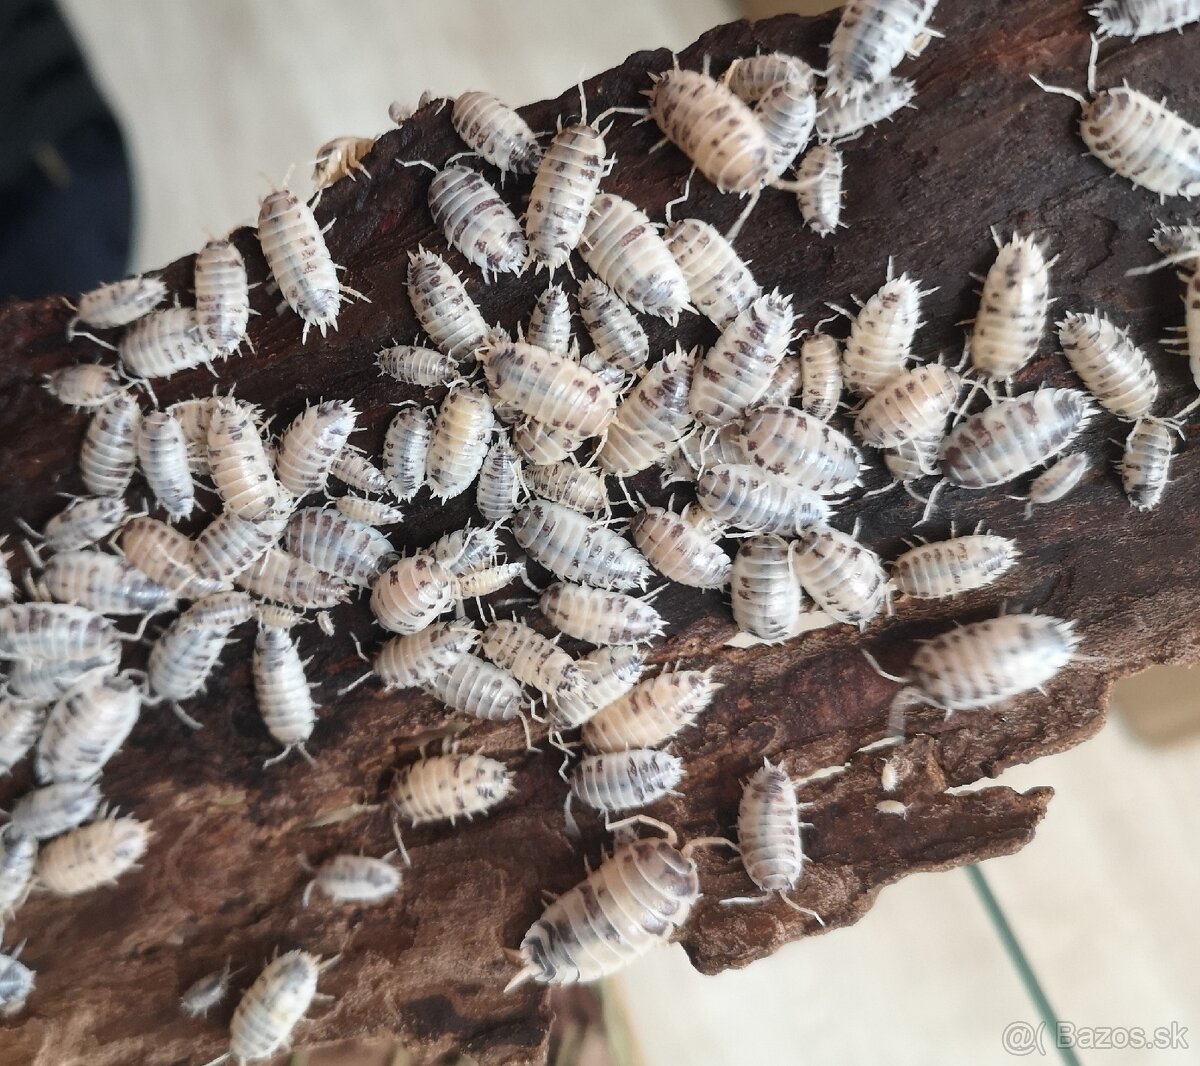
2;3;1198;1063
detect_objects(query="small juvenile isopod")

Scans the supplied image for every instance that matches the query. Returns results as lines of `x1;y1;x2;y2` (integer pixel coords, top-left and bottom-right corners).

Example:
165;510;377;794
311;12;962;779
430;525;502;576
138;410;196;520
370;555;453;634
1119;417;1176;510
376;344;459;387
208;398;293;520
969;232;1052;381
274;400;358;498
791;523;888;627
1057;311;1158;419
426;387;495;501
1019;452;1091;517
285;507;396;588
0;602;117;662
513;499;652;591
180;960;234;1018
853;363;961;449
597;344;697;476
481;619;587;698
629;506;732;589
568;749;684;820
406;249;490;361
428;165;528;278
793;144;845;237
577;278;649;373
451;561;526;602
44;363;123;409
36;673;142;783
751;67;818;181
476;435;523;523
330;447;393;497
9;779;102;841
799;329;843;421
816;79;916;142
312;135;374;188
334;495;404;526
80;392;141;498
451;91;542;174
1151;222;1200;266
35;812;151;895
731;535;808;643
526;286;572;356
148;601;250;711
383;403;433;502
302;853;402;906
695;464;829;535
480;342;615;437
582;669;720;753
539;583;664;646
739;404;864;493
390;752;514;830
118;307;212;380
664;217;761;329
890;531;1019;599
236;547;351;610
827;0;940;97
195;238;251;356
253;608;318;765
838;263;929;397
1091;0;1200;37
0;698;44;775
757;353;804;408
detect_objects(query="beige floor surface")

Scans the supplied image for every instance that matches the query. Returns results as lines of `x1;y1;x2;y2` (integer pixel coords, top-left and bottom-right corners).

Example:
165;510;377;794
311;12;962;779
57;3;1200;1064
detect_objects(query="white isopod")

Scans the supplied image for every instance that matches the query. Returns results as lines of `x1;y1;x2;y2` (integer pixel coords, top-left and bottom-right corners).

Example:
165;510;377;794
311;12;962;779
1119;417;1176;510
6;649;120;703
481;341;615;437
1;698;44;775
740;403;864;493
0;831;38;920
119;307;212;380
148;612;243;709
285;507;396;587
751;69;818;180
376;344;458;387
451;561;526;601
853;363;961;449
313;134;374;188
513;499;652;591
1020;452;1091;516
695;463;829;535
816;78;916;141
451;91;542;174
969;232;1052;381
368;620;479;691
1092;0;1200;36
827;0;940;97
257;188;346;340
1151;222;1200;266
664;217;761;329
426;387;495;501
123;517;224;598
35;673;141;782
539;583;663;646
370;555;453;634
891;532;1019;599
237;547;350;610
208;398;293;520
430;526;502;575
838;264;929;397
195;238;250;355
44;363;123;409
577;277;649;373
526;285;572;356
579;193;691;322
582;669;719;753
180;960;234;1018
406;249;489;361
9;779;102;840
568;749;684;818
383;403;433;501
629;506;732;589
476;435;523;523
524;462;607;515
512;420;582;465
80;392;141;497
690;290;795;428
526;113;606;272
192;510;287;585
549;644;647;731
724;52;815;101
20;495;127;554
274;400;358;498
794;144;845;238
330;447;393;496
390;752;513;828
791;523;888;626
731;535;808;643
253;610;318;765
1057;311;1158;419
597;344;697;476
138;410;195;520
0;940;35;1015
173;590;256;629
481;619;586;698
302;853;401;906
72;275;166;332
756;353;805;407
799;330;843;421
422;654;527;725
0;602;117;661
35;812;150;895
41;549;175;617
1032;43;1200;199
428;165;527;278
334;495;404;526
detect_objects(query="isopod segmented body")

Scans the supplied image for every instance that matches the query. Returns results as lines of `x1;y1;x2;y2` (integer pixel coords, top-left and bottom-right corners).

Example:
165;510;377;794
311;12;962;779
451;90;542;174
938;388;1095;488
383;404;433;501
690;290;796;428
629;506;732;589
7;649;119;703
1057;311;1158;419
582;669;719;753
816;78;916;141
330;447;393;497
739;404;863;493
35;673;141;783
792;524;888;626
172;590;256;629
370;555;453;634
274;401;358;497
525;462;607;515
428;166;527;278
1120;418;1175;510
597;345;697;476
539;583;664;646
0;603;117;662
513;499;652;591
476;435;523;523
1151;222;1200;266
9;779;102;841
512;421;581;465
794;144;845;238
505;823;699;989
285;507;396;587
840;266;927;397
526;119;606;272
1091;0;1200;36
373;621;479;690
122;517;224;599
0;831;37;919
734;761;815;911
223;950;324;1066
303;854;401;906
1;697;44;775
756;353;803;408
1024;452;1091;514
452;561;525;601
44;363;123;409
73;276;166;331
550;644;647;731
194;238;250;355
335;495;404;526
42;549;176;617
579;193;691;323
426;387;495;501
138;410;195;520
257;188;343;340
180;961;234;1018
695;464;829;535
406;249;489;361
422;653;526;723
481;342;615;437
799;331;843;421
253;611;317;764
577;278;649;373
527;286;572;356
119;307;211;380
81;392;141;498
725;52;815;102
313;135;374;188
891;533;1019;599
0;942;34;1015
28;495;127;554
827;0;939;97
208;398;293;520
970;233;1051;380
731;535;807;643
481;619;586;698
236;547;351;610
192;510;287;585
569;749;684;816
377;344;458;387
752;69;818;180
853;364;961;449
664;217;761;329
430;526;502;575
148;605;248;704
35;813;150;895
390;752;514;826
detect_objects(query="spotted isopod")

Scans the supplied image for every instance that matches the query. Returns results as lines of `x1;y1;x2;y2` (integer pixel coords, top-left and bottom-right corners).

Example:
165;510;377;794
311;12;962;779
118;306;212;381
1120;417;1176;510
664;217;761;329
181;960;234;1018
81;392;141;497
41;549;176;617
816;78;916;142
629;506;732;589
576;278;649;373
10;779;102;841
44;363;124;409
382;404;433;502
328;449;391;499
695;464;829;535
1092;0;1200;36
368;620;479;691
428;165;528;278
970;232;1052;381
138;410;195;520
505;819;701;989
376;344;458;388
691;290;796;428
513;499;652;591
148;601;250;707
579;193;691;322
122;516;225;598
371;555;453;635
791;523;888;627
568;750;684;820
257;187;346;340
72;275;166;333
1032;44;1200;199
1020;452;1091;516
0;831;38;921
794;144;845;238
303;853;401;906
476;435;523;523
582;669;720;754
406;248;490;361
451;90;542;174
426;387;495;502
313;135;374;188
274;400;358;498
422;653;527;726
252;608;318;765
285;507;396;588
35;812;150;895
838;264;929;397
195;238;250;355
35;673;142;782
731;535;808;643
430;525;502;576
1151;222;1200;266
724;52;815;102
335;495;404;526
526;113;606;272
799;330;843;421
512;421;582;465
192;509;287;585
891;532;1019;599
480;341;615;437
236;547;351;610
539;583;663;646
550;644;647;731
481;619;587;698
740;404;864;493
524;462;607;515
827;0;940;97
20;495;127;555
6;650;119;703
853;363;962;449
208;398;293;520
0;602;117;662
526;286;572;356
755;353;804;408
390;752;514;828
597;344;697;477
1057;311;1158;419
1;697;44;775
750;68;818;181
451;561;526;601
0;940;35;1016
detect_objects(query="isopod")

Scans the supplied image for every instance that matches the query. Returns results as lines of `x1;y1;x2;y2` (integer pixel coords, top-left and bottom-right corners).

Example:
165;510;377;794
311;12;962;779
41;549;176;616
891;532;1019;599
853;363;961;448
313;135;374;188
725;52;815;102
597;344;697;476
451;91;542;174
237;547;349;612
208;398;293;520
568;749;684;818
1021;452;1091;516
513;499;652;591
539;583;663;646
35;812;150;895
253;609;318;765
526;112;605;272
430;525;502;576
451;561;525;601
6;648;121;703
421;654;527;725
879;437;940;495
816;78;916;141
527;285;572;356
695;464;829;534
582;669;720;753
755;354;804;408
138;410;195;520
731;535;808;643
664;217;761;328
368;620;479;691
838;264;928;397
370;555;453;634
257;188;344;340
212;950;326;1065
195;238;251;355
80;392;141;497
44;363;123;409
119;307;212;380
72;275;165;332
148;605;249;708
1119;417;1176;509
330;447;393;497
0;831;37;920
20;495;127;555
512;420;582;465
550;644;647;731
791;523;888;626
428;165;527;278
739;404;863;492
285;507;396;587
481;619;586;698
524;462;607;515
751;68;818;180
969;232;1052;381
35;673;142;783
275;401;359;498
476;435;523;523
0;603;117;661
123;516;225;598
0;698;44;775
334;495;404;526
480;341;615;437
577;277;649;373
181;960;234;1018
302;854;401;906
426;387;495;501
383;403;433;501
9;779;102;841
827;0;940;97
377;344;458;387
629;506;732;589
794;144;845;237
192;510;287;585
406;249;489;361
1057;311;1158;419
1151;222;1200;265
1092;0;1200;36
799;330;843;420
390;752;513;827
0;941;34;1015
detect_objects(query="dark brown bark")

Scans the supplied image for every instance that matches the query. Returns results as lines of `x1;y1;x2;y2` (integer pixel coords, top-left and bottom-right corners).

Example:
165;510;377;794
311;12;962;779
2;3;1196;1063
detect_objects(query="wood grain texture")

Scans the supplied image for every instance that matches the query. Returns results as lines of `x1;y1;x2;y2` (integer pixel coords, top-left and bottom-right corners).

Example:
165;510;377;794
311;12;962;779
2;3;1197;1063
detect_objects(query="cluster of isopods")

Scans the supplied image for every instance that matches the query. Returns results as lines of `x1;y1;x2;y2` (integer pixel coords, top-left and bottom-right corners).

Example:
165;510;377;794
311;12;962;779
3;0;1200;1057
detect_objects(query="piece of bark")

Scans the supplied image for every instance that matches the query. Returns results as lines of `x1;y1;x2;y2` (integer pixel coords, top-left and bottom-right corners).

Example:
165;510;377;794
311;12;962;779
1;3;1197;1063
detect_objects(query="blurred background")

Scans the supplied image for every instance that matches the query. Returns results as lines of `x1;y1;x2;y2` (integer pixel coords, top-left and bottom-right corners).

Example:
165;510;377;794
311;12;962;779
3;0;1197;1062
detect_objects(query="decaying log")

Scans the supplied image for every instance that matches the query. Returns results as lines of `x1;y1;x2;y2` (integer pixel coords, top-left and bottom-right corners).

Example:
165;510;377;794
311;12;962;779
2;2;1198;1063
